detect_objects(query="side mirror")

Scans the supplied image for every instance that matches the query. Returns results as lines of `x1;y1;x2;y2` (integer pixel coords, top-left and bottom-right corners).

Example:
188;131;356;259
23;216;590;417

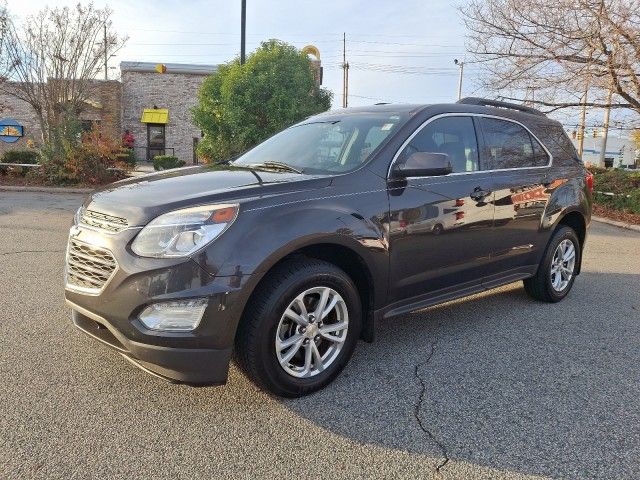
393;152;452;178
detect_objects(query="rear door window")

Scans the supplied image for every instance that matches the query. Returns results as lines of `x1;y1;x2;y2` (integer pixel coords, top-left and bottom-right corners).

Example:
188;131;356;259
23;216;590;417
478;117;549;169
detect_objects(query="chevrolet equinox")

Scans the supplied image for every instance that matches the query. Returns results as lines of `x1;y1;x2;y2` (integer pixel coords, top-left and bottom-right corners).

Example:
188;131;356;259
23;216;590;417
65;98;592;397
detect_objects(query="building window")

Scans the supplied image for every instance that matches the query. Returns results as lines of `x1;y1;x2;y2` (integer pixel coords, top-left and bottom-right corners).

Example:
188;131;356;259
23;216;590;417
147;124;165;160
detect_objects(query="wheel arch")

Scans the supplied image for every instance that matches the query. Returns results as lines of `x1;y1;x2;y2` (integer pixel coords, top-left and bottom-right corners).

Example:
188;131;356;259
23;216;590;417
239;239;378;343
555;209;587;274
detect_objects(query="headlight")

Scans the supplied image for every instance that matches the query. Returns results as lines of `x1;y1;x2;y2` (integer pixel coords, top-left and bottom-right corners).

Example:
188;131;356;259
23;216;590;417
74;206;83;225
131;204;238;258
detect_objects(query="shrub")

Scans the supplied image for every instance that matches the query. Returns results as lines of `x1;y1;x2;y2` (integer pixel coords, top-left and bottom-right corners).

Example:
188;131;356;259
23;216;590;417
589;167;640;214
0;149;40;176
115;148;136;167
590;168;640;194
2;149;40;164
153;155;186;171
35;124;132;185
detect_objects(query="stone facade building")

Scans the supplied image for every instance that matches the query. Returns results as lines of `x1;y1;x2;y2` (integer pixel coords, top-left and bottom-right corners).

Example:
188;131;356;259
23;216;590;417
0;55;321;164
120;62;216;163
0;62;216;163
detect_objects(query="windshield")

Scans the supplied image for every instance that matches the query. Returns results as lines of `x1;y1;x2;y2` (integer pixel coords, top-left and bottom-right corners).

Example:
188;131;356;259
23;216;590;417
232;113;408;174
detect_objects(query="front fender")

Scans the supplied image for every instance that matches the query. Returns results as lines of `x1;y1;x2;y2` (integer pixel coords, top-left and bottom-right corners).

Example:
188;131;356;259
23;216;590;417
194;201;388;281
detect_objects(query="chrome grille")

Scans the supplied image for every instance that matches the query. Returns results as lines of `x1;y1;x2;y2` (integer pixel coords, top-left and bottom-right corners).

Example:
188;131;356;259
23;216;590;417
66;240;117;293
80;209;128;233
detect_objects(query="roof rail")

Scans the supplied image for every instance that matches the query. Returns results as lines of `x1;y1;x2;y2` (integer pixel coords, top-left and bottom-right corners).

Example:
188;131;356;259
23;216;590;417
457;97;546;117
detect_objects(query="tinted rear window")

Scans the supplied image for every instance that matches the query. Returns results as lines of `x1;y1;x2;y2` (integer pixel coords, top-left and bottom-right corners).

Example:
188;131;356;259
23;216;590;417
478;117;549;169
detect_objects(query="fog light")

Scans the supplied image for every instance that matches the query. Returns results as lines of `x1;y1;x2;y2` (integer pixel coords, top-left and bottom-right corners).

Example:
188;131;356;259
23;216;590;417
138;298;208;332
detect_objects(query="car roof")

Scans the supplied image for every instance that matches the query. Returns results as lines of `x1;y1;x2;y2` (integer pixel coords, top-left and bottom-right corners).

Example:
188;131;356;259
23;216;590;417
308;101;561;128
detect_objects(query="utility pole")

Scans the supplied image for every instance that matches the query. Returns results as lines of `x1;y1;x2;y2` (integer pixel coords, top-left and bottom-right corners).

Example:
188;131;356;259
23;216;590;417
103;24;108;80
577;48;596;160
240;0;246;64
454;59;464;100
342;32;349;108
599;85;614;168
577;86;588;158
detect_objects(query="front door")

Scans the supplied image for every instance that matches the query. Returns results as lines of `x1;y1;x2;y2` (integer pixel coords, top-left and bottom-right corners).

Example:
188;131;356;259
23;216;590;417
388;115;496;304
147;124;165;161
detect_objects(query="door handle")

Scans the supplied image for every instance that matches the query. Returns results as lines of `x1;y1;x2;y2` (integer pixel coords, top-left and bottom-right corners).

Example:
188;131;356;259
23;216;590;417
470;187;491;201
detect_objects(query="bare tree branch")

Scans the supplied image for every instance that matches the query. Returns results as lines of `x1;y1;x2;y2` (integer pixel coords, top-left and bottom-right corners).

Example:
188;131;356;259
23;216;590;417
0;3;127;142
461;0;640;114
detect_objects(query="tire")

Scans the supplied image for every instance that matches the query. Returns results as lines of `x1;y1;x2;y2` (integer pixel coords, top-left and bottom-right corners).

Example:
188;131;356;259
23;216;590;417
432;223;444;235
523;225;581;302
235;257;362;397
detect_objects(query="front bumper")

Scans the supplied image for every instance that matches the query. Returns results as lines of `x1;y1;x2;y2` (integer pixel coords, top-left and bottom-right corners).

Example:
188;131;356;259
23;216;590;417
64;224;254;385
69;302;232;384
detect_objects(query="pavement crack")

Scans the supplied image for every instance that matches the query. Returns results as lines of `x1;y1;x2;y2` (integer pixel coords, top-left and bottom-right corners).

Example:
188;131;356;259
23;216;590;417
0;249;64;256
414;339;450;475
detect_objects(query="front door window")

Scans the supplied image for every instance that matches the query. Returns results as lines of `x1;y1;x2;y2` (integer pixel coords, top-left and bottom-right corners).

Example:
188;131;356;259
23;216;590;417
147;124;165;161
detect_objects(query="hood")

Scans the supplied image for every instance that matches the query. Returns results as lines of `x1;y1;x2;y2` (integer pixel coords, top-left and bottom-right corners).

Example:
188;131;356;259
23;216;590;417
85;165;331;225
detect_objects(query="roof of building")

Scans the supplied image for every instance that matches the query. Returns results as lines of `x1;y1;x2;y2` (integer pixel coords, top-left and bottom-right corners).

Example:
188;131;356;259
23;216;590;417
120;61;218;75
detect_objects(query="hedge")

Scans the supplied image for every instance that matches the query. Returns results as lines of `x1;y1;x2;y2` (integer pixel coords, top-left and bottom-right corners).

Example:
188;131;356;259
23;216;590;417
590;167;640;214
153;155;186;171
0;149;40;176
2;149;40;165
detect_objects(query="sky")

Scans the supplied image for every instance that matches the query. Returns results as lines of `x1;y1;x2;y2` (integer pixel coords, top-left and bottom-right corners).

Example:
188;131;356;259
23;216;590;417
9;0;631;136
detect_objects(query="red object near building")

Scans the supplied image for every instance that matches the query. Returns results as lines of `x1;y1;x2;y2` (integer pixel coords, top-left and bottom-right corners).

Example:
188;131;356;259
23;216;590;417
122;130;135;148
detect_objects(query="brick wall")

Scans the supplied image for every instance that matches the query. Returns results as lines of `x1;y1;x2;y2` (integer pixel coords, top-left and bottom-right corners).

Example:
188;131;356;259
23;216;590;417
0;80;122;155
121;70;207;163
0;88;43;155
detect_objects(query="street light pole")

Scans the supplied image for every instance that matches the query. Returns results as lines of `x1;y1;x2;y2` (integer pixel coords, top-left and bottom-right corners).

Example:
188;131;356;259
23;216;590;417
454;59;464;100
240;0;246;65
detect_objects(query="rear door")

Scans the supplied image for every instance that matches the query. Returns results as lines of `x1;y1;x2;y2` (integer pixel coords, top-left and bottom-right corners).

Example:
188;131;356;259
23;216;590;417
387;115;496;304
475;116;553;281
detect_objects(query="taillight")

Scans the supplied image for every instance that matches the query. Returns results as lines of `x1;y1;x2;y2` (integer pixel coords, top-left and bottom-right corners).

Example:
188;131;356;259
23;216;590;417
585;172;594;193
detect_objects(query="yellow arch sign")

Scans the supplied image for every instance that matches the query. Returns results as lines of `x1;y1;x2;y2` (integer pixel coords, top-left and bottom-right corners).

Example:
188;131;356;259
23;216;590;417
302;45;320;61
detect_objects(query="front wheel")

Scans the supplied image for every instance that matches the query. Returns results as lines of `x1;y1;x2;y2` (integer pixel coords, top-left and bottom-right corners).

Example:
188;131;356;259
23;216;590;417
523;225;581;302
235;258;362;397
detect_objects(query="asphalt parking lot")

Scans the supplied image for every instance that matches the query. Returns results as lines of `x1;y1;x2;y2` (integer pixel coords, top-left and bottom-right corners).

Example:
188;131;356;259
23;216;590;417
1;191;639;479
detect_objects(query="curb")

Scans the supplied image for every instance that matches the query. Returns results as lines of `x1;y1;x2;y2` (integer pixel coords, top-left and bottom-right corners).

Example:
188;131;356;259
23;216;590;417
0;185;93;194
592;215;640;232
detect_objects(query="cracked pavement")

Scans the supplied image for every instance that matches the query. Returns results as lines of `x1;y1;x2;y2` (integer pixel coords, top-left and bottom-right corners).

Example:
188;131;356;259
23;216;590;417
414;340;450;474
1;191;639;479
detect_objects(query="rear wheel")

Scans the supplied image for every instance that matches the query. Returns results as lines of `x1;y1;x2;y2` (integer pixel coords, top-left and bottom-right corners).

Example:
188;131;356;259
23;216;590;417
235;258;361;397
523;226;580;302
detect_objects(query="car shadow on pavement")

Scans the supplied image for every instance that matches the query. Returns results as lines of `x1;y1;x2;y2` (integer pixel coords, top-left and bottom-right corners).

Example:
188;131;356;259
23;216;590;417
281;272;640;479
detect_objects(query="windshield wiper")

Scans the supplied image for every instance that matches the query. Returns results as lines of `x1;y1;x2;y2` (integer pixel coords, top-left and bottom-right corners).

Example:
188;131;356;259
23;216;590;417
247;161;303;174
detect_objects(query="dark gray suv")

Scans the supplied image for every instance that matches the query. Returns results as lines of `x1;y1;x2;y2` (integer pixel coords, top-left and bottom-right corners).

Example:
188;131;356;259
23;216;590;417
65;98;592;397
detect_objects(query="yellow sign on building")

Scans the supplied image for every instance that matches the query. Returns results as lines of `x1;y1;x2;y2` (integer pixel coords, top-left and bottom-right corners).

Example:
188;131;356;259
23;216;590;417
140;108;169;124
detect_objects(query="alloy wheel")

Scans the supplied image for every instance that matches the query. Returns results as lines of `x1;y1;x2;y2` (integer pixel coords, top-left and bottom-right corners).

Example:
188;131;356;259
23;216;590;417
275;286;349;378
550;239;576;292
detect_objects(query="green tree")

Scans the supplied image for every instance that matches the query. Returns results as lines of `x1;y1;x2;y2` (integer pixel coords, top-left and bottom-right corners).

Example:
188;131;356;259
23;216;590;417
193;40;332;162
